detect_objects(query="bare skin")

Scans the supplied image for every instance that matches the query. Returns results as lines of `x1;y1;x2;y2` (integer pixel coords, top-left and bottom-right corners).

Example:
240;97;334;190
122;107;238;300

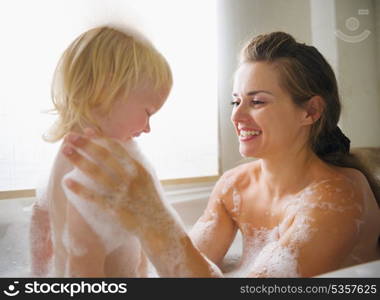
62;133;222;277
29;85;169;277
191;159;380;277
61;133;380;277
60;61;379;277
30;144;148;277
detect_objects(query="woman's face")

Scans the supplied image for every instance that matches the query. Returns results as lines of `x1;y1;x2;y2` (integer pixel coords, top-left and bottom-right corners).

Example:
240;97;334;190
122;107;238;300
231;62;309;158
96;85;170;141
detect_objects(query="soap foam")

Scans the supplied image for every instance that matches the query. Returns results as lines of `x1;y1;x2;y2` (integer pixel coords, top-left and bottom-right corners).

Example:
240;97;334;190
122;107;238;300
231;189;241;217
230;222;305;277
0;201;33;277
228;178;365;277
283;179;361;215
190;210;218;246
252;243;299;277
61;147;146;276
62;168;140;254
35;181;49;210
220;175;235;196
64;138;194;277
61;224;88;257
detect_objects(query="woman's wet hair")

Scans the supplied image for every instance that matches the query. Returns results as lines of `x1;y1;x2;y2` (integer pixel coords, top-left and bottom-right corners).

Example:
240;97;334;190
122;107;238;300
240;31;380;205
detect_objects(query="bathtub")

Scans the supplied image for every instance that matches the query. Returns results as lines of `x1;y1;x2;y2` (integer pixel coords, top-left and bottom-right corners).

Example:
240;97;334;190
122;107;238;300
0;195;379;277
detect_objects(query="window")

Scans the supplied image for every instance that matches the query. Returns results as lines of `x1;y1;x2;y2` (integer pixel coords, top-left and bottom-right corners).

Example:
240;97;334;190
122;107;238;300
0;0;218;191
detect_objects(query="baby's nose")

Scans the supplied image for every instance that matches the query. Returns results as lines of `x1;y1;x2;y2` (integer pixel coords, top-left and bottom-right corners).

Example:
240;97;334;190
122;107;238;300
143;122;151;133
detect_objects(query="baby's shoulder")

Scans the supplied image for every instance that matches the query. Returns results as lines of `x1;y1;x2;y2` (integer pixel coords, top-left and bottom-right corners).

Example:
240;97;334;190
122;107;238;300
44;148;73;197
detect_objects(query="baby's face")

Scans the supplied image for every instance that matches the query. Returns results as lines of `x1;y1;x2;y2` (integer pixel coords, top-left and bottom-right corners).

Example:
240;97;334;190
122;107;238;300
97;85;170;141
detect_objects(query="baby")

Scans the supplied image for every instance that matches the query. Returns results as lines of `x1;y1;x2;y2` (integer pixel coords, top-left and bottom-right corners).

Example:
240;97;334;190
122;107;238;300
29;25;172;277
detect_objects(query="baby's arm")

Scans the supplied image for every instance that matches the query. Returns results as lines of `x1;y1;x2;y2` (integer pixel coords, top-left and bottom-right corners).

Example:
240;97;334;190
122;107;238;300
30;202;52;276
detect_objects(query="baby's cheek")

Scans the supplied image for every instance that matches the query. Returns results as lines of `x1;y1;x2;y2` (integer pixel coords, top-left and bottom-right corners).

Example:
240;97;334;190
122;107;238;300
109;123;134;141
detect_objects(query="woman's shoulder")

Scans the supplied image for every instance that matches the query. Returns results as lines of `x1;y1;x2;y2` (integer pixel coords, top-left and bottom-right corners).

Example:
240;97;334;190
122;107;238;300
311;161;367;191
333;165;368;183
222;160;260;179
323;165;371;201
205;162;259;205
215;160;260;192
297;166;366;217
328;166;379;212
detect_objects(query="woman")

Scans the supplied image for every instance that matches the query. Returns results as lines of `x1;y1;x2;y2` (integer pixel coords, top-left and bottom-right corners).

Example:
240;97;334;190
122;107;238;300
61;32;380;277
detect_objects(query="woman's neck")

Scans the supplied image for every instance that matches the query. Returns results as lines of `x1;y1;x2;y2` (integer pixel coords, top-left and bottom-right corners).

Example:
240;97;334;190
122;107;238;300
259;146;321;199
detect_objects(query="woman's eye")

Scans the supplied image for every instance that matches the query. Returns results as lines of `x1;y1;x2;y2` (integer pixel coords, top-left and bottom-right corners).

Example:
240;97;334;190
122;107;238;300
230;101;240;107
252;100;265;105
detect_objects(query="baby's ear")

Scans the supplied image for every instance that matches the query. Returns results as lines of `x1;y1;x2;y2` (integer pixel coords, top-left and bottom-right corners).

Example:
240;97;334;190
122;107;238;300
301;96;325;125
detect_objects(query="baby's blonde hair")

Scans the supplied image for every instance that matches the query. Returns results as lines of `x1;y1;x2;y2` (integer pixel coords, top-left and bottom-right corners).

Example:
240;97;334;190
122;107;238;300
45;25;172;142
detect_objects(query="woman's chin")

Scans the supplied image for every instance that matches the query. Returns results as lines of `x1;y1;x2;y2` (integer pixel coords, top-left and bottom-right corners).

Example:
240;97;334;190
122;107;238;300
239;146;261;158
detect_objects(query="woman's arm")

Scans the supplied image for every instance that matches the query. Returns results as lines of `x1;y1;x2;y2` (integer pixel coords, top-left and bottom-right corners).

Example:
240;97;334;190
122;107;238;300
62;132;224;277
190;173;238;266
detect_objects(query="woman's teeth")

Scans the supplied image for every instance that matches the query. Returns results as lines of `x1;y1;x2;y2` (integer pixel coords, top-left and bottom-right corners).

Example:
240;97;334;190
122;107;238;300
240;130;261;137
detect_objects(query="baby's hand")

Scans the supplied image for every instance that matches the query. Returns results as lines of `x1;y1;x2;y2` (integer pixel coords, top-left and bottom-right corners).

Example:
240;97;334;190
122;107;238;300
62;130;163;234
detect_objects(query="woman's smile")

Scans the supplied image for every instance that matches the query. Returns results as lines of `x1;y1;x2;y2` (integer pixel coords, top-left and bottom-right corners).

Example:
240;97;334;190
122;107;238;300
239;128;262;142
231;62;310;158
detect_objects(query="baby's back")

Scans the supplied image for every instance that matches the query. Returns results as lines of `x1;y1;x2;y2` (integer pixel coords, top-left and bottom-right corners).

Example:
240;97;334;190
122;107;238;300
45;145;146;277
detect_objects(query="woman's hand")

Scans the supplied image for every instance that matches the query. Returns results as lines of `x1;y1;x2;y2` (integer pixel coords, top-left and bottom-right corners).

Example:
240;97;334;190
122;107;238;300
61;129;164;234
61;129;224;277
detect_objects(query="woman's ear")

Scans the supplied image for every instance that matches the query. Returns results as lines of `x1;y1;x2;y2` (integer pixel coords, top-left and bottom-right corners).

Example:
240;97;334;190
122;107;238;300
301;96;325;125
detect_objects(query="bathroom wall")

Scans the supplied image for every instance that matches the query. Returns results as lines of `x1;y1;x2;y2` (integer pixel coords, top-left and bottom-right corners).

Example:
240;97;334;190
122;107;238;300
217;0;312;172
311;0;380;148
334;0;380;148
377;0;380;83
218;0;380;173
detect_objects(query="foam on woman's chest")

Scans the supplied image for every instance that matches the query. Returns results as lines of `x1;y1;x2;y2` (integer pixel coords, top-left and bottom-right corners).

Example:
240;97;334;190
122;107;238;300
229;180;362;277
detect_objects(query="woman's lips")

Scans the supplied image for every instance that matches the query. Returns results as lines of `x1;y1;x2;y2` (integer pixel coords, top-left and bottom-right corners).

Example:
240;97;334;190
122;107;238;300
238;128;262;142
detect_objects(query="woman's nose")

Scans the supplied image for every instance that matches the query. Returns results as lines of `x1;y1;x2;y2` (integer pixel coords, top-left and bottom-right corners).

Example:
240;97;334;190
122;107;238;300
231;102;250;123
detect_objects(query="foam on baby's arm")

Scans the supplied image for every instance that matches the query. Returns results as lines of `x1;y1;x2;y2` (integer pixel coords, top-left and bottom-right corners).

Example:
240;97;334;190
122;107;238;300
61;138;142;255
62;167;140;254
60;138;184;251
34;172;50;211
62;138;216;276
